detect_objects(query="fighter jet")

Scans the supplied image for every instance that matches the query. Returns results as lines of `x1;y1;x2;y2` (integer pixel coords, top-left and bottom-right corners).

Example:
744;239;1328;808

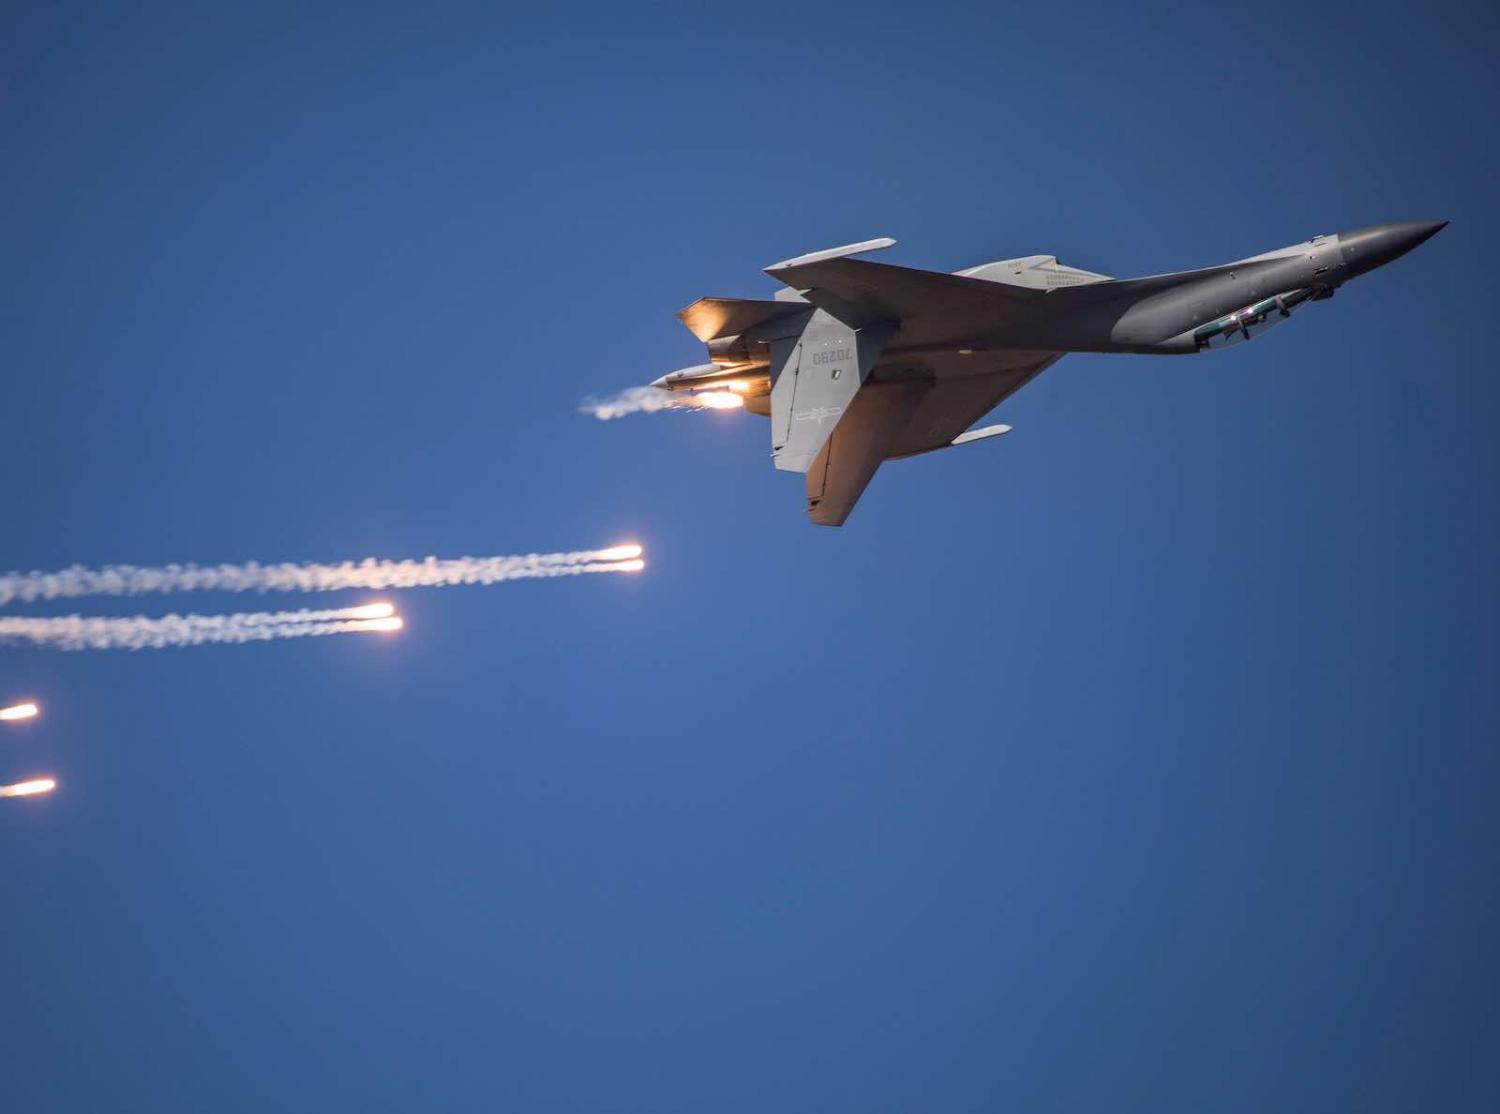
654;220;1448;525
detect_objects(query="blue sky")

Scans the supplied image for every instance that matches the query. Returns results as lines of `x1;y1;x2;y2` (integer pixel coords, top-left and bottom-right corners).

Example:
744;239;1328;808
1;3;1496;1110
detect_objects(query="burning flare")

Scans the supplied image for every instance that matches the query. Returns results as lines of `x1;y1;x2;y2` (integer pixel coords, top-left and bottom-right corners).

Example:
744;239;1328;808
693;390;745;410
0;777;55;798
354;616;403;632
0;605;408;651
0;702;39;722
0;545;641;653
0;546;649;605
343;602;396;620
581;386;745;419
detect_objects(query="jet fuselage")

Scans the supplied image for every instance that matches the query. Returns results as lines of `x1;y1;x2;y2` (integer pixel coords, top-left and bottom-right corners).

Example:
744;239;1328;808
655;220;1448;525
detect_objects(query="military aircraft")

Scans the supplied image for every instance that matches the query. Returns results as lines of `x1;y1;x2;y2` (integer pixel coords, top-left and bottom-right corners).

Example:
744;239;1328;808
654;221;1447;526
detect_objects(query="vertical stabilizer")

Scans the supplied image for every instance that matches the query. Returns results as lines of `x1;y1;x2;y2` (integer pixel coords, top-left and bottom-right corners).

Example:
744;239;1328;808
770;313;894;474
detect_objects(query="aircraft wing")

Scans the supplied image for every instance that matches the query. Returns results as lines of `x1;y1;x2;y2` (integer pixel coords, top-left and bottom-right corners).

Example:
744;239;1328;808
765;239;1042;329
885;352;1063;459
805;351;1063;526
805;381;928;526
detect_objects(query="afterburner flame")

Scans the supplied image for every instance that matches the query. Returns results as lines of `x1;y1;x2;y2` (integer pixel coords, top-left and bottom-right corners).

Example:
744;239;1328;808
694;391;744;410
0;702;39;722
0;777;55;798
344;603;396;620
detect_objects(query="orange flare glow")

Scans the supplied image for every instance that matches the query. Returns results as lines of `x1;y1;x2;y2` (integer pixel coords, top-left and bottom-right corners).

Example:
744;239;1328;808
726;381;751;394
1;702;39;722
0;777;56;798
694;391;744;410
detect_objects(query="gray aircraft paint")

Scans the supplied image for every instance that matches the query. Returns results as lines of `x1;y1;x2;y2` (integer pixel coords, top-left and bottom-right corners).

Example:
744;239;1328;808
770;315;895;473
657;220;1448;526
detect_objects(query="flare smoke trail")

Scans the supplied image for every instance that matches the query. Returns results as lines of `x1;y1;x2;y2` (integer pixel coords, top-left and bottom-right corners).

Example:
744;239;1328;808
0;545;642;652
581;386;743;420
0;605;404;651
0;546;643;607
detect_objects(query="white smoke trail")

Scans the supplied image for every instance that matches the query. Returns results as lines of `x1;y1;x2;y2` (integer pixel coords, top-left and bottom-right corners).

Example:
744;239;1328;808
0;546;643;607
0;606;404;652
581;387;743;420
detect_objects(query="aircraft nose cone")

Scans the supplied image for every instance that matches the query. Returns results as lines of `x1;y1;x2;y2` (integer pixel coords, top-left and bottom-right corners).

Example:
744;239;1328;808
1339;219;1448;279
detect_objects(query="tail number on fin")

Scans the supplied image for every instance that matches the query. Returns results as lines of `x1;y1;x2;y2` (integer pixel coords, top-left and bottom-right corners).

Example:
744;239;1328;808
771;316;894;473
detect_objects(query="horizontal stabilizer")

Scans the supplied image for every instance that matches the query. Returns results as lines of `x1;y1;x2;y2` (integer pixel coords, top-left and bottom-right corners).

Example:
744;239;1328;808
677;297;812;342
